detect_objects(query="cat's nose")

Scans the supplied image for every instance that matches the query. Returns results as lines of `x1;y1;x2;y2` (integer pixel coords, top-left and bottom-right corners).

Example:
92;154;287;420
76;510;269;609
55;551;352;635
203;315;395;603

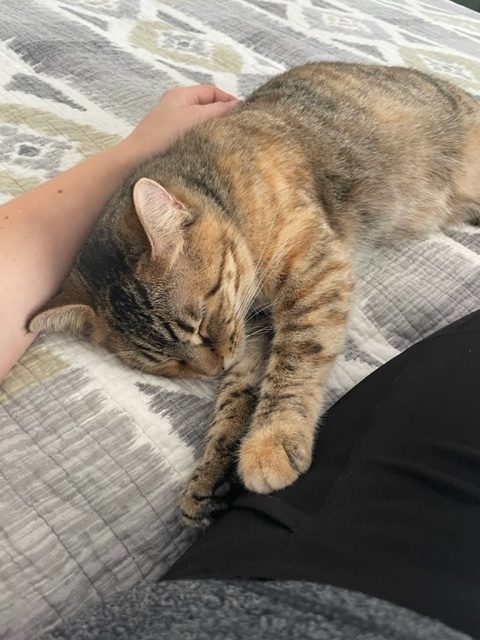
220;352;235;372
216;339;242;373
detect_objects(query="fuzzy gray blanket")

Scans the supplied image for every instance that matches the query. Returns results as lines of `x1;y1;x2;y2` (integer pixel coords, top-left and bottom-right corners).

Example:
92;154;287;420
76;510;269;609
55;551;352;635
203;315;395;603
40;580;472;640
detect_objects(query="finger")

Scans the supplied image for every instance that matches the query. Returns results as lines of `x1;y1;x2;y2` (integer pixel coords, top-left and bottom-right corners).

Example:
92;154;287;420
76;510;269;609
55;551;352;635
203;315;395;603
200;99;241;119
185;84;239;105
210;85;239;103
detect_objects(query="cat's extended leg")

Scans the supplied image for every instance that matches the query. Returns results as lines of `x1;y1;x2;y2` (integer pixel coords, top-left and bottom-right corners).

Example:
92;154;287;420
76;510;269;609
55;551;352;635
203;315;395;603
181;334;268;527
238;221;354;493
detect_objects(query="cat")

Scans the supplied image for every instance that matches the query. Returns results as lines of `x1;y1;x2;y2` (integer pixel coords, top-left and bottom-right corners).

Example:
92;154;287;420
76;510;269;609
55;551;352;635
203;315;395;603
29;62;480;527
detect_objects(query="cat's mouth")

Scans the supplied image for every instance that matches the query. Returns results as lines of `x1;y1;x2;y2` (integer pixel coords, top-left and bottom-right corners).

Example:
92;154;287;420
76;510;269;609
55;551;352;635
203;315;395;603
185;332;245;378
189;343;243;377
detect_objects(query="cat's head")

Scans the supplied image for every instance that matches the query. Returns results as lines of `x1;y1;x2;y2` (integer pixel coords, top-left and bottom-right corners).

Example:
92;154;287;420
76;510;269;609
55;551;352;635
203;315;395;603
29;177;256;378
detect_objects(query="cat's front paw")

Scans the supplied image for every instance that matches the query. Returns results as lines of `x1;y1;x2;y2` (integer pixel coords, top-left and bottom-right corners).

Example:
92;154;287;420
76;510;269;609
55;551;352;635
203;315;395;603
181;466;231;528
238;424;313;493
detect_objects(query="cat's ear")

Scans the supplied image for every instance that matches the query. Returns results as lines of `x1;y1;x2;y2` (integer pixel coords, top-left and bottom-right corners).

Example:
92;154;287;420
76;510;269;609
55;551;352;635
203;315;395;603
28;272;104;340
29;303;99;337
133;177;191;265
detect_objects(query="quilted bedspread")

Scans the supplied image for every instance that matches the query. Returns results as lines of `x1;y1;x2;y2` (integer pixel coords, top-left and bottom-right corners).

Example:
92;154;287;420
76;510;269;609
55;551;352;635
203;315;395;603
1;1;480;638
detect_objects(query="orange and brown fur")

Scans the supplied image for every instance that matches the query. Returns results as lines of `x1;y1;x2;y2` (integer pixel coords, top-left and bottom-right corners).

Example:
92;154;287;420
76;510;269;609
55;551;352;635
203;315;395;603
30;63;480;526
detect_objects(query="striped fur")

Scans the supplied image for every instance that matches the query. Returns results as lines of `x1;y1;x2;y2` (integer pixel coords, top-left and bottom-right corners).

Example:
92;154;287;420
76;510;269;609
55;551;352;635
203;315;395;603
30;63;480;526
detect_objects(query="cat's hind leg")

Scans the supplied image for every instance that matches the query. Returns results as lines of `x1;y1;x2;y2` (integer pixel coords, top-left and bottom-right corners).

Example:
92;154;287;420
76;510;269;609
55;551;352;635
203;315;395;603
450;114;480;227
181;333;269;527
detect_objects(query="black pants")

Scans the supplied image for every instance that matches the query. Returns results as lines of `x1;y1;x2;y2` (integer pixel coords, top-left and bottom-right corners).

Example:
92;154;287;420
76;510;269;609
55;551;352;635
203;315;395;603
165;311;480;639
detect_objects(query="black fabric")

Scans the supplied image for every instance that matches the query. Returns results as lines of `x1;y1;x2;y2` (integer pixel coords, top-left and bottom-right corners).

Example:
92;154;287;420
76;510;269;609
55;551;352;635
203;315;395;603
165;310;480;639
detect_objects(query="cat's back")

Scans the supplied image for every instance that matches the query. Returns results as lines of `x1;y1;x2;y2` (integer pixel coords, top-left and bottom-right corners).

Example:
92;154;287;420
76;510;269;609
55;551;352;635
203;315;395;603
115;62;479;244
246;62;476;129
233;62;479;238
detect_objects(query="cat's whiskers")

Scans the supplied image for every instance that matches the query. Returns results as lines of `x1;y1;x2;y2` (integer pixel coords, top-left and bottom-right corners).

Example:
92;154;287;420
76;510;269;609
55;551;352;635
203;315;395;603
238;234;291;321
245;327;272;339
135;361;153;378
236;201;285;319
238;249;277;318
241;195;297;317
247;301;274;320
96;345;163;369
101;349;138;360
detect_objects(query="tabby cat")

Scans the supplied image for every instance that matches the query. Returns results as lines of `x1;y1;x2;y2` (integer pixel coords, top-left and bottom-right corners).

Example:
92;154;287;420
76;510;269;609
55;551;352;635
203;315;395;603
30;63;480;527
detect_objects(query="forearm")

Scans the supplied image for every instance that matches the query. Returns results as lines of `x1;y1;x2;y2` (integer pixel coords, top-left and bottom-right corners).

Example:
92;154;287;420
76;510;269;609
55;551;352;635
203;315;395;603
0;139;143;382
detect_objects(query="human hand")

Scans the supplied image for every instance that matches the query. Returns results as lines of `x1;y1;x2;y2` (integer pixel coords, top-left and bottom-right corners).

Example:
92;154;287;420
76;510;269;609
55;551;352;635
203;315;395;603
125;84;240;162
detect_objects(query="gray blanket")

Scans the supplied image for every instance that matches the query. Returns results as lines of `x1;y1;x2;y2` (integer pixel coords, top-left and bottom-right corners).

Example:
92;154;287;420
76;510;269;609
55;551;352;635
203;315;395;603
40;580;472;640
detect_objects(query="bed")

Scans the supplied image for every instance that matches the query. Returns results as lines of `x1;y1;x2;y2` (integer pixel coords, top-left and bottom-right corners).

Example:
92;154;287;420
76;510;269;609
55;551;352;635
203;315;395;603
1;1;480;637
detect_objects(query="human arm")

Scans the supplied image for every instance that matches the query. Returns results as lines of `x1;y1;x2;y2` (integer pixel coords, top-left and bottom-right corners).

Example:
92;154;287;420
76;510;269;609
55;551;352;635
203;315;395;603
0;85;239;382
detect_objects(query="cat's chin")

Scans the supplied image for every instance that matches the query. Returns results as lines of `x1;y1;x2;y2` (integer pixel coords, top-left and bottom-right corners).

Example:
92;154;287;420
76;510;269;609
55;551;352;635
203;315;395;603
159;372;212;380
151;361;237;380
147;361;223;379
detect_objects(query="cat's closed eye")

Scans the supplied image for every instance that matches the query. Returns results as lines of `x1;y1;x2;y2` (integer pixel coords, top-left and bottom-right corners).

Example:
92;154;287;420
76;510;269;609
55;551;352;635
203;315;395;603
176;319;197;334
200;334;214;347
198;316;212;343
139;349;161;363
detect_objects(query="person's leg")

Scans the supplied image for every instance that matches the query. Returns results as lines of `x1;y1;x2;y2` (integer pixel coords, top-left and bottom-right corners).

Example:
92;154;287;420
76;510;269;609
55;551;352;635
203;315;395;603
165;310;480;639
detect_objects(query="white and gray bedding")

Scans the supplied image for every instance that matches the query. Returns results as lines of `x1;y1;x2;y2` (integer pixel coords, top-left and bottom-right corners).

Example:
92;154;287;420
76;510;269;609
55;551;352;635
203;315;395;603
1;1;480;638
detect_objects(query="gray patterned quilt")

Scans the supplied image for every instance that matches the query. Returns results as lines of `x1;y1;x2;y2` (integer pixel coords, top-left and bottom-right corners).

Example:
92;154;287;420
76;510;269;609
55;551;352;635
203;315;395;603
1;1;480;638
